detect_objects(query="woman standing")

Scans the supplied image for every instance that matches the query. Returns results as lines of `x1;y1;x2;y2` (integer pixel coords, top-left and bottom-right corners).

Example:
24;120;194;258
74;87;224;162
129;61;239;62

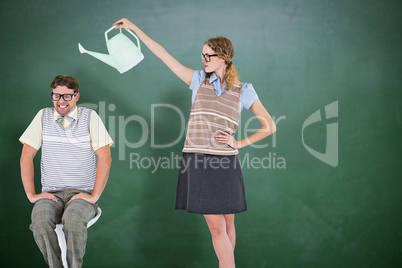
114;18;277;268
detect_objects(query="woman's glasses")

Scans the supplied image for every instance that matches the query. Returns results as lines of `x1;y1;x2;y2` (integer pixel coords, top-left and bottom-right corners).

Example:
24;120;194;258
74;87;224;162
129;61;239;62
201;53;218;62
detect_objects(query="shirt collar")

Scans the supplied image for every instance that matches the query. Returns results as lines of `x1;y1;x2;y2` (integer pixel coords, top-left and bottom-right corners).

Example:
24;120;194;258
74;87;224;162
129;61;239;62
209;72;219;84
208;72;227;90
53;106;78;121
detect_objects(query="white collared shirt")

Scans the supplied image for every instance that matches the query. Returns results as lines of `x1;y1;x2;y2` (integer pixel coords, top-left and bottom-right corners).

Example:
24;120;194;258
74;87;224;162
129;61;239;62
19;106;113;151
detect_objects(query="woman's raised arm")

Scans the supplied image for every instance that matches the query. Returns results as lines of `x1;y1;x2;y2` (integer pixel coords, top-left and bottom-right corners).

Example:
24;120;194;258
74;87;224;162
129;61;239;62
113;18;193;85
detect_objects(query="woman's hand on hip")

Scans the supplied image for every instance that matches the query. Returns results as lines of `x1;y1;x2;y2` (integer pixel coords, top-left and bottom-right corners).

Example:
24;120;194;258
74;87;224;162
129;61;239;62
215;130;239;149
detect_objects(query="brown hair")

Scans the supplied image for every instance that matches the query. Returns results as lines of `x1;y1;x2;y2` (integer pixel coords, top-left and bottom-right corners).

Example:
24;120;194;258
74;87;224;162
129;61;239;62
204;36;240;90
50;75;80;93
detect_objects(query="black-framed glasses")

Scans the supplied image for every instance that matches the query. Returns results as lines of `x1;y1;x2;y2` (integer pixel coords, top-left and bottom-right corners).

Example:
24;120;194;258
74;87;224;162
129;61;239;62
51;92;77;101
201;53;218;62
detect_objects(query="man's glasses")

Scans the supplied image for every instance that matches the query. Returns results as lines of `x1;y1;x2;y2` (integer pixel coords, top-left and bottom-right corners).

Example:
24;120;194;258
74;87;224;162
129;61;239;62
51;92;77;101
201;53;218;62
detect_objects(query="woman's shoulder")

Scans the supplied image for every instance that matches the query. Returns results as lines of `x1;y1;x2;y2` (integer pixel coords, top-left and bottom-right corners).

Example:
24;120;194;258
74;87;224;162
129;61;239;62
194;70;206;79
190;70;207;90
239;82;255;92
239;82;258;100
238;82;259;111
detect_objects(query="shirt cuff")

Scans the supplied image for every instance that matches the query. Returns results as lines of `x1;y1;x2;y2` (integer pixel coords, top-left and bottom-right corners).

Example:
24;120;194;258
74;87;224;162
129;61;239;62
93;141;114;152
246;95;259;110
19;137;41;150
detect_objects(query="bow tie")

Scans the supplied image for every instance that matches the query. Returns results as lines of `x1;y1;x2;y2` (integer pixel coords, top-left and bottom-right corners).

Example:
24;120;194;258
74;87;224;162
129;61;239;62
56;115;74;123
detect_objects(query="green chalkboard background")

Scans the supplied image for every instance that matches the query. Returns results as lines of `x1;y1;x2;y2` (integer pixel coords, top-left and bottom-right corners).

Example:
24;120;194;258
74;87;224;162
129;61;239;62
1;0;401;267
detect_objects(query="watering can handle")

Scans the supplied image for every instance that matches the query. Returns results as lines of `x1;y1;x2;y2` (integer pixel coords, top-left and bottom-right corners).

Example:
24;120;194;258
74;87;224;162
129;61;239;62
105;25;120;41
104;26;142;52
125;29;141;52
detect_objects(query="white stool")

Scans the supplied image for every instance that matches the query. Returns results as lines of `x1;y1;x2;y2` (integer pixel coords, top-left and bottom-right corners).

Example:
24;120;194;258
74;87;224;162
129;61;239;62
55;207;102;268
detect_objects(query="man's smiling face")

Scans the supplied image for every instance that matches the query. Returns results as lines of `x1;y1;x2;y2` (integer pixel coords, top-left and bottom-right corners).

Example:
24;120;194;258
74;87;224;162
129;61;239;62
52;85;80;116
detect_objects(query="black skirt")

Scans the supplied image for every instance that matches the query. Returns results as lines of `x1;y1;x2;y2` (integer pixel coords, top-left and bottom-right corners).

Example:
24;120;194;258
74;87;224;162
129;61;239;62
175;153;247;214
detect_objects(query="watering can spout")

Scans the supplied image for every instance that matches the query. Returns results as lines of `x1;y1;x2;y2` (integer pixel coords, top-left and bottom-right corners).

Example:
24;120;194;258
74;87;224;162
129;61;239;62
78;43;117;69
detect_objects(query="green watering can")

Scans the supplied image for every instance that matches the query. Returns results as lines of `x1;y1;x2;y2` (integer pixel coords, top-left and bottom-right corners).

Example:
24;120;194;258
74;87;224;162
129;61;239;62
78;26;144;73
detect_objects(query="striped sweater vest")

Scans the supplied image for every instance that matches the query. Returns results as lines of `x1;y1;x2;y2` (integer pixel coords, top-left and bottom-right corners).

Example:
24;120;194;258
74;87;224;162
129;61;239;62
183;78;242;155
41;107;96;192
